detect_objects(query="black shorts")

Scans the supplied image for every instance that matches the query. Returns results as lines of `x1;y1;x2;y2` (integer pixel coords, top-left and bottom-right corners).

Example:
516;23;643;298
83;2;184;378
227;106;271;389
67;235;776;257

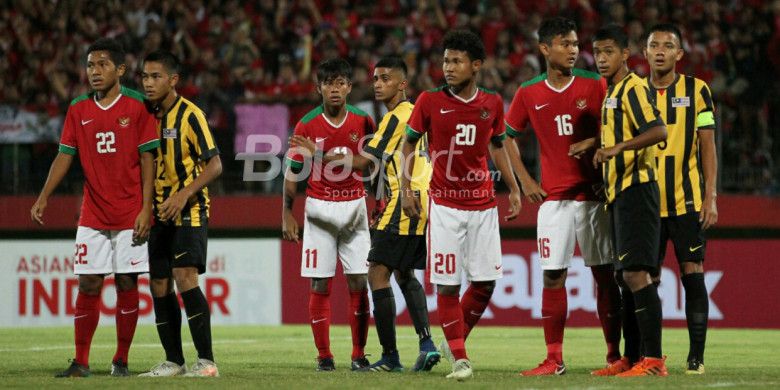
659;212;706;265
609;182;661;271
367;229;426;271
148;223;208;279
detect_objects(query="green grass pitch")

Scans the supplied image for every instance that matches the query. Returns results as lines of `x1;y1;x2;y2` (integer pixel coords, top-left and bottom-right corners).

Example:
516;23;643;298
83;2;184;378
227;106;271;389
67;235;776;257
1;325;778;388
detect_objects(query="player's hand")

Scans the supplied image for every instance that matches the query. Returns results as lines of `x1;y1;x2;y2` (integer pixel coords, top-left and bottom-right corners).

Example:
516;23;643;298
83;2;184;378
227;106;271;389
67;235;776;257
133;206;152;244
569;138;596;159
400;188;422;219
157;190;190;222
520;178;547;203
505;190;522;221
289;135;317;155
31;197;47;225
282;209;300;242
700;195;718;230
593;145;623;168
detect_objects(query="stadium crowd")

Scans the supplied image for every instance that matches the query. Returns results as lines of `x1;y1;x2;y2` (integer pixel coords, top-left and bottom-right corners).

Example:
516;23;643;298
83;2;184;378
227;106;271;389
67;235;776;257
1;0;778;194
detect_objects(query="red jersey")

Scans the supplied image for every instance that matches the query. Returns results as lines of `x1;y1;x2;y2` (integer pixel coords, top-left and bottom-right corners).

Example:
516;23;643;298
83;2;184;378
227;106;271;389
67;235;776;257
58;86;160;230
505;69;606;201
287;105;376;201
406;86;506;211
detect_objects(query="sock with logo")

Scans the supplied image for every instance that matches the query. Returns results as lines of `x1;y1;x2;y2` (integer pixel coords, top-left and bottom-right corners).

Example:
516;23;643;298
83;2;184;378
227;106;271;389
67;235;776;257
309;288;332;359
113;288;139;364
461;283;493;339
542;287;567;364
437;293;467;360
682;272;708;363
633;283;663;359
591;267;622;362
399;278;433;349
152;292;184;365
349;288;370;360
182;287;214;362
620;284;641;363
74;292;101;366
371;287;397;354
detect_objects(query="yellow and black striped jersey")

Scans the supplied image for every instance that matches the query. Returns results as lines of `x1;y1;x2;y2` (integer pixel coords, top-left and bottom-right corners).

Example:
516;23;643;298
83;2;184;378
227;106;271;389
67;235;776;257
600;72;665;203
154;95;220;226
363;101;432;235
644;74;715;217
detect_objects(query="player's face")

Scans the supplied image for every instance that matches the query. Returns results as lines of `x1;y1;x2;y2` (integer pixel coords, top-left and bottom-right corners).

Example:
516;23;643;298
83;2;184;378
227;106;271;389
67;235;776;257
593;39;629;80
443;49;481;89
373;67;406;103
645;31;683;74
86;50;125;92
318;76;352;108
142;61;178;102
541;31;579;72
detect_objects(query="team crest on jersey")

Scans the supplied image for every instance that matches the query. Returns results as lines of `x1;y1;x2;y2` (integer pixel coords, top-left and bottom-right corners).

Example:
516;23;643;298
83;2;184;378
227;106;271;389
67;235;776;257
350;131;359;142
605;98;618;109
671;97;691;107
576;98;587;110
117;116;130;127
162;128;178;139
480;108;490;120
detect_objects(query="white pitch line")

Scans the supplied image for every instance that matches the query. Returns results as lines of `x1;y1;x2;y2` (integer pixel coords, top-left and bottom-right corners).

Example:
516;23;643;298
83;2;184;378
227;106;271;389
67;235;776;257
0;339;258;353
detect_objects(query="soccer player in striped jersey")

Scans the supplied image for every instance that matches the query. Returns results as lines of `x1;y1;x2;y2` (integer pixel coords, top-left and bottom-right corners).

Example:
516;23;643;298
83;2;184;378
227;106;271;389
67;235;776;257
504;17;623;376
292;56;440;372
283;58;375;372
644;23;717;374
400;30;522;381
31;38;159;377
592;25;669;377
141;50;223;377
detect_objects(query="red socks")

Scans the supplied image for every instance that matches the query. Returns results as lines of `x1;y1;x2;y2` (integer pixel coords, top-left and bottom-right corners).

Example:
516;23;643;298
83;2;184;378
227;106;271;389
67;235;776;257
309;290;332;359
74;292;100;366
591;267;623;362
461;284;493;339
113;288;139;364
542;287;567;364
437;294;467;360
348;289;370;360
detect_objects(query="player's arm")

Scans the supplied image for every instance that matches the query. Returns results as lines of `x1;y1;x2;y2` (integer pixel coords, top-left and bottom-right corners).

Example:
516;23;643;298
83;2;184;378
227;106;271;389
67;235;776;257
399;132;422;219
133;151;155;243
158;155;223;222
31;152;73;225
506;137;546;203
490;137;522;221
568;136;599;158
289;135;376;171
282;165;300;242
699;129;717;229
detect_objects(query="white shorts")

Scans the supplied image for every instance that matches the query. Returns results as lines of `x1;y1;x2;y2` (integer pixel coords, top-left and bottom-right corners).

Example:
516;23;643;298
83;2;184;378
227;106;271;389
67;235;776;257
300;197;370;278
536;200;614;270
428;200;503;285
74;226;149;275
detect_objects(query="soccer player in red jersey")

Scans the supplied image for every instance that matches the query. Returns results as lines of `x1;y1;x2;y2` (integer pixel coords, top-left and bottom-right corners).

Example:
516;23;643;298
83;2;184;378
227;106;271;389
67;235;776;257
504;17;623;376
282;58;376;371
31;38;159;377
400;30;522;380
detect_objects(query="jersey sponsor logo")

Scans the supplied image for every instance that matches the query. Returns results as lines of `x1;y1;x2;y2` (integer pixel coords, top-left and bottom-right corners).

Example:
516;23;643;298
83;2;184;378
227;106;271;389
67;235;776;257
81;119;94;126
671;97;691;107
534;103;550;110
117;116;131;127
162;128;177;139
480;108;490;120
576;98;587;110
439;108;456;114
605;98;618;109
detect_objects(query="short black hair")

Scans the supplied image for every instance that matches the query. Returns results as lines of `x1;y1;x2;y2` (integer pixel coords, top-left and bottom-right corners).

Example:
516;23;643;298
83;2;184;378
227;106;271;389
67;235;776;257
647;23;683;46
86;38;125;66
538;17;577;45
593;24;628;49
375;56;407;76
442;29;486;61
316;58;352;84
144;50;181;74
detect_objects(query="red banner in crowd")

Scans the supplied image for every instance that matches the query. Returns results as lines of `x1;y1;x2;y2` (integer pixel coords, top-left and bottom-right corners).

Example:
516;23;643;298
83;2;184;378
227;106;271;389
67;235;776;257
282;239;780;329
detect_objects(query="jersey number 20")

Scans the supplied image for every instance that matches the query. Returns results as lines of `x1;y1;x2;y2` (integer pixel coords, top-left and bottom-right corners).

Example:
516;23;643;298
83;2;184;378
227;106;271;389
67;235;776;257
455;124;476;146
96;131;116;153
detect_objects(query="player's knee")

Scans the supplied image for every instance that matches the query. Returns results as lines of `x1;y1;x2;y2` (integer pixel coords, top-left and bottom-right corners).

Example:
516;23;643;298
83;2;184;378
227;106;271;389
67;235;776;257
472;280;495;294
681;261;703;275
346;273;368;291
172;267;199;291
150;278;173;297
78;274;104;295
437;284;460;296
543;269;567;288
393;268;415;285
310;277;332;294
114;273;138;292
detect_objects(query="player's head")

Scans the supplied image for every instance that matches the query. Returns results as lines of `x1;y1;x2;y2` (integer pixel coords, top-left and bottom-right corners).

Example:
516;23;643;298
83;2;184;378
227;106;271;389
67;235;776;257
593;24;629;80
442;30;485;92
538;17;579;73
142;50;181;103
373;56;408;104
85;38;126;93
316;58;353;109
645;23;684;74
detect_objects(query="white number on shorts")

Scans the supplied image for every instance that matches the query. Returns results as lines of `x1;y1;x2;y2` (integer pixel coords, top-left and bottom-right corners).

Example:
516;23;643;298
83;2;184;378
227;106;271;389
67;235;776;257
74;243;88;265
305;248;318;268
454;124;476;146
433;253;456;274
537;238;550;259
96;131;116;153
554;114;573;136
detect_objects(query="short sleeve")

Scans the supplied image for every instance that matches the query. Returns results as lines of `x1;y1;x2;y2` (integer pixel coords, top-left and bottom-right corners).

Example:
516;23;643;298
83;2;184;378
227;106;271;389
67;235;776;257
695;81;716;130
405;92;429;142
504;87;529;138
186;110;220;161
365;114;403;162
137;107;160;153
58;106;78;155
491;95;507;143
625;84;664;134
